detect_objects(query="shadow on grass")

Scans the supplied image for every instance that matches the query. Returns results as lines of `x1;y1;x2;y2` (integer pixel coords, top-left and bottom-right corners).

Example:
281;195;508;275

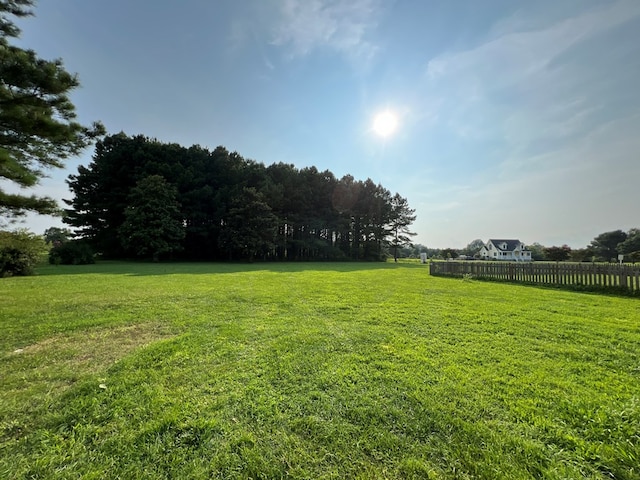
35;260;428;277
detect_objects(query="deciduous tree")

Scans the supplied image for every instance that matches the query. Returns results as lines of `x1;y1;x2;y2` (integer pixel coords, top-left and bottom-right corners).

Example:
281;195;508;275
544;245;571;262
569;247;593;263
463;239;485;257
527;243;546;261
0;227;45;276
43;226;71;246
441;248;459;260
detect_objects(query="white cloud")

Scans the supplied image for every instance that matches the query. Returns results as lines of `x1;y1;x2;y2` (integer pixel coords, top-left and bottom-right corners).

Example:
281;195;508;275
270;0;382;61
427;0;640;88
420;0;640;167
413;0;640;247
417;111;640;248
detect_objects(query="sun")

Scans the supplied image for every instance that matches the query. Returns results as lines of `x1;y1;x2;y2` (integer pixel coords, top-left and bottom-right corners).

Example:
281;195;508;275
372;110;398;137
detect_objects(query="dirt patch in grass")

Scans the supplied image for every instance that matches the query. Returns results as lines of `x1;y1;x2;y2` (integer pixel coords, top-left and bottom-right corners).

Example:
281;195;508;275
5;322;178;400
15;323;175;368
1;322;179;445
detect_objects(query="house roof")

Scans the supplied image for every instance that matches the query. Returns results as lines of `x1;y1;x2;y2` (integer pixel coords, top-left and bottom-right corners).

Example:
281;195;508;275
488;239;528;251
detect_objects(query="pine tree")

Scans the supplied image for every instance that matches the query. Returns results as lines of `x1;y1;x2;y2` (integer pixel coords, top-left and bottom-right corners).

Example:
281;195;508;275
0;0;103;219
118;175;185;261
218;187;278;261
388;193;416;262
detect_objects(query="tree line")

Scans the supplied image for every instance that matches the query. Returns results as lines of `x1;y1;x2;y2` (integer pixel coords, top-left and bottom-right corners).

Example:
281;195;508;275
423;230;640;263
527;229;640;263
0;3;416;272
62;133;416;262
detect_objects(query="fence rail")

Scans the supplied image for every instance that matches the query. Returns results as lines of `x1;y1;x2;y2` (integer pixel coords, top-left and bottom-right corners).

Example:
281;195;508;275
429;261;640;294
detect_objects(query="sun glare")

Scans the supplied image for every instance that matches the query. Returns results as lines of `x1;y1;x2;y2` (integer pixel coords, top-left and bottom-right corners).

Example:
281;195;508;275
373;111;398;137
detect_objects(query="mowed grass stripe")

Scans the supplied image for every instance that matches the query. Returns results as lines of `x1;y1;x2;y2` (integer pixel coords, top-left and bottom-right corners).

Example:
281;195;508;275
0;262;638;479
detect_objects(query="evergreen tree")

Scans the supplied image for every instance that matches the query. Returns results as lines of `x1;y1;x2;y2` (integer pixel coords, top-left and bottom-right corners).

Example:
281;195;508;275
218;187;277;261
64;133;141;256
332;175;362;259
388;193;416;261
590;230;627;262
118;175;185;261
65;133;418;262
618;228;640;262
0;0;103;219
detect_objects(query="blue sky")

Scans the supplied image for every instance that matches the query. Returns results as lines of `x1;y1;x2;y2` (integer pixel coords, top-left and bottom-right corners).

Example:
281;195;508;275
7;0;640;248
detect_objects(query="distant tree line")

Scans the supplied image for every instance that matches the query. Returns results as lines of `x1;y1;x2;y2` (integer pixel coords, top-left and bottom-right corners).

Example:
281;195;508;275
420;229;640;263
525;229;640;263
62;133;416;262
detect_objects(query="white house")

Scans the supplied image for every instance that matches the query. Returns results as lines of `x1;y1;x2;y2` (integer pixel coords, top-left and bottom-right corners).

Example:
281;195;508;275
478;239;532;261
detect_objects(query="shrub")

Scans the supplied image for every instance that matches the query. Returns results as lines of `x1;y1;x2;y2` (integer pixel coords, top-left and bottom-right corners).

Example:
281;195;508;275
49;240;95;265
0;230;47;277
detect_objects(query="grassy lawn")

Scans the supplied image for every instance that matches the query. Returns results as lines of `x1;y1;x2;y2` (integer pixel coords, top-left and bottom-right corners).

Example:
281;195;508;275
1;262;638;479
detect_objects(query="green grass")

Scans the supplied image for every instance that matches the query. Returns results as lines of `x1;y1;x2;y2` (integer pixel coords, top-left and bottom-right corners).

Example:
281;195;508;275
1;262;639;479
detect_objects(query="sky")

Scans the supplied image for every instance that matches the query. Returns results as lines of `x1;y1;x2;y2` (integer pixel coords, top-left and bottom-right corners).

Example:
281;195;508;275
5;0;640;249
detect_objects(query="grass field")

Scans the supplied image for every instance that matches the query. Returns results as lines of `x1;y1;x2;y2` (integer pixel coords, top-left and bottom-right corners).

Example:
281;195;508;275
1;262;639;479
